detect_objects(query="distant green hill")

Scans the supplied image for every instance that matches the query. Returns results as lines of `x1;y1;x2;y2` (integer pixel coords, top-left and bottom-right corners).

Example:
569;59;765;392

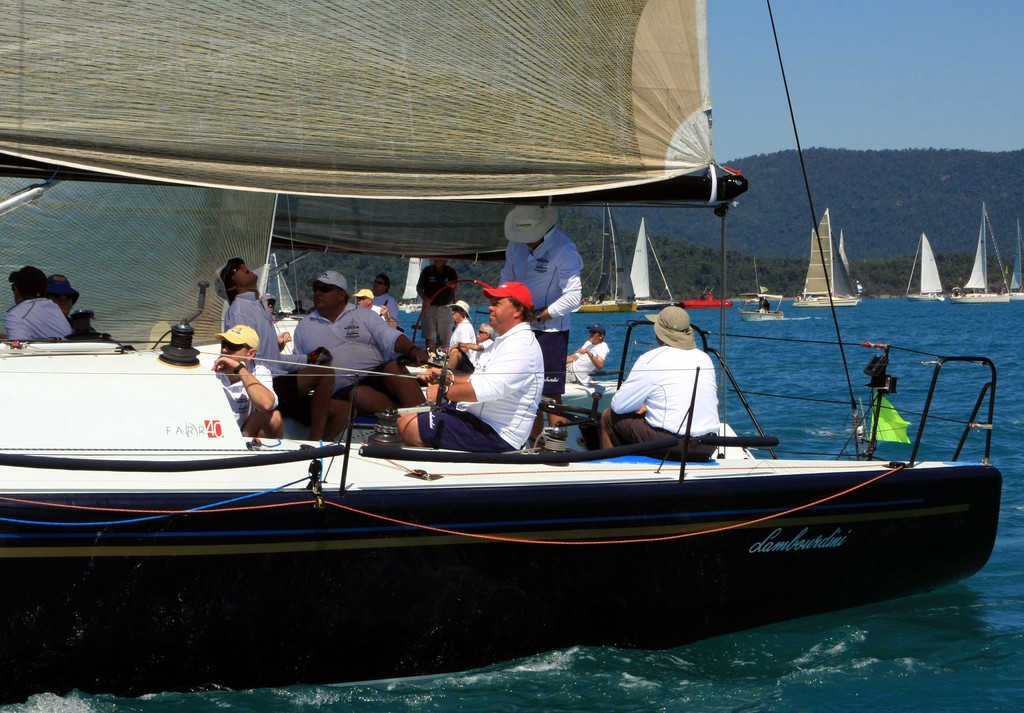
277;148;1024;303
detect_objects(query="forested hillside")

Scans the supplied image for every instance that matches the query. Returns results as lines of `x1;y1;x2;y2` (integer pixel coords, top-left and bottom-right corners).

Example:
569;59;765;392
274;148;1024;306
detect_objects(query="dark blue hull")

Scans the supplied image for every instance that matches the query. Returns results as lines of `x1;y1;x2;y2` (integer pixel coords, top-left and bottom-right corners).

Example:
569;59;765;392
0;462;1001;702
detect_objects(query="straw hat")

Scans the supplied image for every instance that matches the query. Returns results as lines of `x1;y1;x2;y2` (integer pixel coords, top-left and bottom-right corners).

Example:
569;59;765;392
504;205;558;244
646;306;695;350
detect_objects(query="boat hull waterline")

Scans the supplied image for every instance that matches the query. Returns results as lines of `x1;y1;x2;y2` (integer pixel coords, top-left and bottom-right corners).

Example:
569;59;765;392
0;456;1000;701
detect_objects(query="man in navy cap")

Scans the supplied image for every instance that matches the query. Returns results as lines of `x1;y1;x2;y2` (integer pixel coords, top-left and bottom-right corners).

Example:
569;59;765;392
566;322;609;388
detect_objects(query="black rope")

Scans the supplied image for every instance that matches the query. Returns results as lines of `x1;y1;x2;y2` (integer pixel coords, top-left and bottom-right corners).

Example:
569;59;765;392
766;0;858;429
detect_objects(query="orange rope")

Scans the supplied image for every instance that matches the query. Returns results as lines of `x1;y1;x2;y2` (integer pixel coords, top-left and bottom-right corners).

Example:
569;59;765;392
1;464;905;541
325;463;906;545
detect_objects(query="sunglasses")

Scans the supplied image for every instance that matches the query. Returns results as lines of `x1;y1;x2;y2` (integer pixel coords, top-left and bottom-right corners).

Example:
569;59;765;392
47;293;74;300
312;284;336;293
374;280;386;285
220;340;249;351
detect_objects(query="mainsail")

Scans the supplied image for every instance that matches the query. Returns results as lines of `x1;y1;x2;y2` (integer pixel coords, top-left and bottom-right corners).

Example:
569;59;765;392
630;219;653;301
918;233;943;295
802;209;855;298
1;0;717;201
402;258;423;301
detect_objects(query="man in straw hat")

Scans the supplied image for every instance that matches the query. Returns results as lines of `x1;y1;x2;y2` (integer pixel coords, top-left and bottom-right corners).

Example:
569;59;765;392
499;204;583;437
600;306;720;461
444;299;476;372
398;282;543;452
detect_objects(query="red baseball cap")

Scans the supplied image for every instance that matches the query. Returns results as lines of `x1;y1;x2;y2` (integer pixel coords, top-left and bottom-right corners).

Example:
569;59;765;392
482;281;534;310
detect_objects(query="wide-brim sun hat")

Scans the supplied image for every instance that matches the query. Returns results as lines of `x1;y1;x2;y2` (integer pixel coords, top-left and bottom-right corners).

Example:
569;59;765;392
46;274;79;297
646;305;695;350
449;299;471;315
504;205;558;244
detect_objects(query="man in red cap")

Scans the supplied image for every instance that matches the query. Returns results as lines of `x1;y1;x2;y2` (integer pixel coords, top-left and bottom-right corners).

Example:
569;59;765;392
398;282;543;452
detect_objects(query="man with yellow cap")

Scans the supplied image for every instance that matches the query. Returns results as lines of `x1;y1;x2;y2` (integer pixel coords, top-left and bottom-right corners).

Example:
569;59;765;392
213;325;283;438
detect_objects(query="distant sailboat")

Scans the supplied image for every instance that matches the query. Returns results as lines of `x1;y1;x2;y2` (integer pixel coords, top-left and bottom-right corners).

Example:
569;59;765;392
950;203;1010;304
905;233;945;301
1009;219;1024;301
579;205;636;313
631;217;674;311
738;257;783;305
398;257;423;312
792;209;861;308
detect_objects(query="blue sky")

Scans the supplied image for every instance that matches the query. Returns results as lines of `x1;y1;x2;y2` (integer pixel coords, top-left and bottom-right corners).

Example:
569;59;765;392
707;1;1024;162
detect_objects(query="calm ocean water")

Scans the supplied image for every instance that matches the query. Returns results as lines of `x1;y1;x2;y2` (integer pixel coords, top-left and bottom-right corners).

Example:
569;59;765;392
6;298;1023;712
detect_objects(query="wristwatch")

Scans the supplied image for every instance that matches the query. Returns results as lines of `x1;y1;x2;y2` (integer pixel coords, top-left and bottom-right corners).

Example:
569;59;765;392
232;363;245;375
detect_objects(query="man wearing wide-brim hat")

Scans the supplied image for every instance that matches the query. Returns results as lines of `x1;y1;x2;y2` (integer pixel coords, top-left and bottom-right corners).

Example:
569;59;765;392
600;306;720;461
499;205;584;437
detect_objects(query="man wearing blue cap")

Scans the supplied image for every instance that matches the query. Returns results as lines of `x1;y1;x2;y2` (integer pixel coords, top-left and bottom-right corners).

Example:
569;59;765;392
566;323;609;387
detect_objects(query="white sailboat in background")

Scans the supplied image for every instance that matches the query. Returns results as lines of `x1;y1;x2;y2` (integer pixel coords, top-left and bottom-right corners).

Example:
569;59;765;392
905;233;945;301
398;257;423;312
631;217;674;310
579;205;636;312
950;203;1010;304
792;209;861;308
1009;219;1024;301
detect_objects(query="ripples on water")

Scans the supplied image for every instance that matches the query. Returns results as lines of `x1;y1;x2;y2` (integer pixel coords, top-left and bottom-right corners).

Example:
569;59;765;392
5;300;1023;711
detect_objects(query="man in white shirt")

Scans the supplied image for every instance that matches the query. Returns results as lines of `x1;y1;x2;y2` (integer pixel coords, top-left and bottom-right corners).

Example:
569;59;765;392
464;323;495;368
566;323;610;387
5;266;72;341
600;306;720;461
218;257;334;437
212;324;282;438
499;205;583;436
445;299;476;371
398;282;543;452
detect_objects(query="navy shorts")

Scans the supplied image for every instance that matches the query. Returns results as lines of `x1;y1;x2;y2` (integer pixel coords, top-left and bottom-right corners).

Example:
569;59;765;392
416;404;516;452
334;373;387;401
535;329;569;395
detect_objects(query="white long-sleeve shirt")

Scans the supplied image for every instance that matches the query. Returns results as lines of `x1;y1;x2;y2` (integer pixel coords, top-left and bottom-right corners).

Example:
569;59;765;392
611;345;720;437
499;226;583;333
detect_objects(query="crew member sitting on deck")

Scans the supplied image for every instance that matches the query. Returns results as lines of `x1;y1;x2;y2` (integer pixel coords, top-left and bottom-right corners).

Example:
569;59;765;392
5;266;73;341
398;282;544;453
212;325;283;438
566;323;609;388
600;306;720;461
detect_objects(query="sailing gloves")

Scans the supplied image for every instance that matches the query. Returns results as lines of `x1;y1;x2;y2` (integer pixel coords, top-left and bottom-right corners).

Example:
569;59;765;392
307;347;332;366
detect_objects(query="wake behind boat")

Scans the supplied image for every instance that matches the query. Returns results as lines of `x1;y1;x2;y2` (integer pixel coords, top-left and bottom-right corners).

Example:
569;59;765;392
0;0;1001;703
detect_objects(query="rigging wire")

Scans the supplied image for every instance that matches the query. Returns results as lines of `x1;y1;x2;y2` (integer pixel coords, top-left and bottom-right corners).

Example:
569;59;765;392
766;0;858;432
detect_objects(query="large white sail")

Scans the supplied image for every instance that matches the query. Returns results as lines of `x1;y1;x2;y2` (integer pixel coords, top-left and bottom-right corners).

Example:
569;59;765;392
630;218;652;301
1010;220;1022;292
919;233;943;295
401;258;422;301
964;212;989;290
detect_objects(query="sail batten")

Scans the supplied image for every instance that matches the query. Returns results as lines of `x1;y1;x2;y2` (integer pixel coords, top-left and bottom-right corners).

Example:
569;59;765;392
1;0;716;199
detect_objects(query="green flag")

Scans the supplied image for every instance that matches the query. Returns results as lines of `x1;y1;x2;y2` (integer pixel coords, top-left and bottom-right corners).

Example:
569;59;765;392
875;394;911;443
